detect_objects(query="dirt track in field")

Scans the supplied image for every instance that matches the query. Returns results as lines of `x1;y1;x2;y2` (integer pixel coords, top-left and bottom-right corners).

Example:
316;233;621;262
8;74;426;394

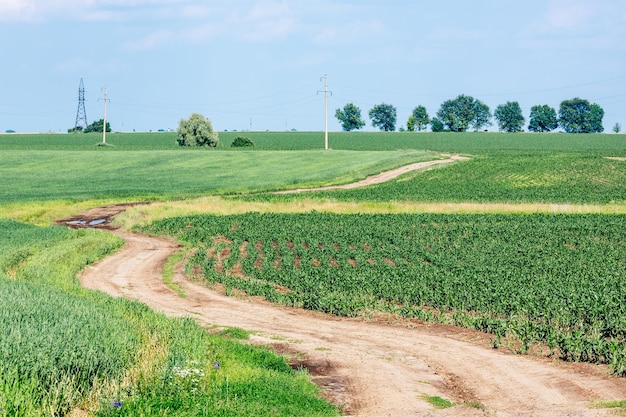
72;157;626;416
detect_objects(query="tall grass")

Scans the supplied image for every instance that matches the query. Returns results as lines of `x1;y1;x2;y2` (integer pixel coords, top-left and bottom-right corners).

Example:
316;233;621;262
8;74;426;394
0;219;339;417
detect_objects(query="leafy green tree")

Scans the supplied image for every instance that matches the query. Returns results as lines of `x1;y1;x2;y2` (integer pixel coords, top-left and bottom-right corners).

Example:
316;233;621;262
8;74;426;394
430;117;444;132
494;101;525;132
406;105;430;131
558;97;604;133
177;113;219;147
335;103;365;131
436;94;491;132
369;103;397;131
528;105;558;132
472;100;492;131
84;119;111;133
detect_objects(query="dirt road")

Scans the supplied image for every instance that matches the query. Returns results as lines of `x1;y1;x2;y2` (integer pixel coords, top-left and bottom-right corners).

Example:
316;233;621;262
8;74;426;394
79;230;626;417
74;157;626;416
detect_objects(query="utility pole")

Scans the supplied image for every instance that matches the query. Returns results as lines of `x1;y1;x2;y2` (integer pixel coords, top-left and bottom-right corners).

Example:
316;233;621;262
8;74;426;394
100;86;109;145
318;74;332;150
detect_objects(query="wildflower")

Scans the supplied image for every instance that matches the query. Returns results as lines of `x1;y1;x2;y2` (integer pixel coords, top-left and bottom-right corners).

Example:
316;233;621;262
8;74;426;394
212;361;221;370
111;400;122;409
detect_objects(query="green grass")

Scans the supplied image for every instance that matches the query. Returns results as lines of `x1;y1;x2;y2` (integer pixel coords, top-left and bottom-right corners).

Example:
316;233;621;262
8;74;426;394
0;148;434;204
3;131;625;152
0;219;339;417
421;395;454;409
244;151;626;204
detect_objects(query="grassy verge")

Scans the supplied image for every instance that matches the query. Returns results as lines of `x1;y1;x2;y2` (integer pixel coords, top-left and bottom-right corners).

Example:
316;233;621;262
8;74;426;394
0;219;339;417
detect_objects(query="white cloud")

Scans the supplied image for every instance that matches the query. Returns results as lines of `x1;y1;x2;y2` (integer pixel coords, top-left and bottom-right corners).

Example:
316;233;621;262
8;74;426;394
236;1;298;42
520;0;626;50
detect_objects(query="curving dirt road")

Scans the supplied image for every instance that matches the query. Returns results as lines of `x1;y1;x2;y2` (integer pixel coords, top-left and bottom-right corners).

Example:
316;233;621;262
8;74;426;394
78;233;626;417
75;157;626;416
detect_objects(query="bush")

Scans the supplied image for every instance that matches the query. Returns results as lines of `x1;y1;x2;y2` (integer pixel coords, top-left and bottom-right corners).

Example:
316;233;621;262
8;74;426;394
230;136;254;147
177;113;218;147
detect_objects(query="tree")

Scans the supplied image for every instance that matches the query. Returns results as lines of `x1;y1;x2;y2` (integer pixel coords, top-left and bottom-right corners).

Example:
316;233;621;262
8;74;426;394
335;103;365;131
430;117;444;132
558;97;604;133
436;94;491;132
472;100;492;131
406;105;430;131
613;123;622;134
528;105;558;132
494;101;525;132
84;119;111;133
177;113;219;147
369;103;397;131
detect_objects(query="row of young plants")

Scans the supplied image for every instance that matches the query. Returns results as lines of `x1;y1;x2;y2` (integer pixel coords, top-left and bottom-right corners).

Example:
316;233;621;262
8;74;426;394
141;212;626;375
0;219;339;417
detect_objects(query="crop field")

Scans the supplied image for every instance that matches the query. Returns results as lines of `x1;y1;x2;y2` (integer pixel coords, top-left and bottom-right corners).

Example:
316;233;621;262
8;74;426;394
245;151;626;204
141;212;626;375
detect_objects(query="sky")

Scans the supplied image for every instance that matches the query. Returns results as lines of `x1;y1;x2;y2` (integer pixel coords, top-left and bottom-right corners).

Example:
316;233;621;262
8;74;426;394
1;0;625;133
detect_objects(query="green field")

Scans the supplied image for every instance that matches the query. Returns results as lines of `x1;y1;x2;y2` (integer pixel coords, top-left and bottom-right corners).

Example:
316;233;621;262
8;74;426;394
140;212;626;375
0;220;339;417
2;131;626;415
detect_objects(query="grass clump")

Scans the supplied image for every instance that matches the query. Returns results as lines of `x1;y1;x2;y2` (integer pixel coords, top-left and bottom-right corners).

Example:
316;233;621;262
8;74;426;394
421;394;454;409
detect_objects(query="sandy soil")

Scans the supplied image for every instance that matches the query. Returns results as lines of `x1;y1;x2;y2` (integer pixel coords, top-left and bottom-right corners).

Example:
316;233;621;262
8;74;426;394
69;158;626;416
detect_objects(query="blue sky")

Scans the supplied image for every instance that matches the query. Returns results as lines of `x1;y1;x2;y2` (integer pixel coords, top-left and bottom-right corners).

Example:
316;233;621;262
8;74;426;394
1;0;625;133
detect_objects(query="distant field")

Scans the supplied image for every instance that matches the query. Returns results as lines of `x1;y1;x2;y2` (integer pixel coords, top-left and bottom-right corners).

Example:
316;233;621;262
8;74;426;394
2;130;625;152
0;147;433;204
2;131;625;207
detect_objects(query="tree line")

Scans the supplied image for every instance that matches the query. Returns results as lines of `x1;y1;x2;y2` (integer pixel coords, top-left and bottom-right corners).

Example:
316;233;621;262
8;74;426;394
335;96;612;133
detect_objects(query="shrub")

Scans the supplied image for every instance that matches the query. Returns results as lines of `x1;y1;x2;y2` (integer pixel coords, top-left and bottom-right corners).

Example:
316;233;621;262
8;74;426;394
230;136;255;147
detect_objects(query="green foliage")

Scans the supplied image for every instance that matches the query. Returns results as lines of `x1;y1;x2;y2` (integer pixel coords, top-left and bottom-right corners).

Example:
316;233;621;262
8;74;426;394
494;101;525;132
613;123;621;134
143;212;626;375
177;113;219;147
369;103;397;131
231;136;255;147
421;395;454;409
559;97;605;133
528;104;558;132
84;119;112;134
407;106;430;131
335;103;365;131
430;117;444;132
436;95;491;132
